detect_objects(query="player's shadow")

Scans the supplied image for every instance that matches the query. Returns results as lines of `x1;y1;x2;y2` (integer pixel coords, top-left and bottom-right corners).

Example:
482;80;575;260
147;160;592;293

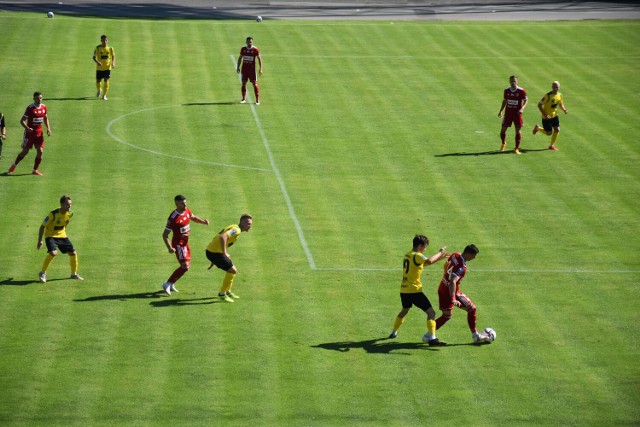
74;291;166;302
435;148;548;157
312;337;440;354
182;102;236;106
0;277;68;286
149;297;219;307
45;97;96;101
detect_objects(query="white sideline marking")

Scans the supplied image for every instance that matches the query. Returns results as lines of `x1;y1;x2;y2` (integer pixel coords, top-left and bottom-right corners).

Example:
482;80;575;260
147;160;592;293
231;55;317;269
106;105;272;172
313;267;640;274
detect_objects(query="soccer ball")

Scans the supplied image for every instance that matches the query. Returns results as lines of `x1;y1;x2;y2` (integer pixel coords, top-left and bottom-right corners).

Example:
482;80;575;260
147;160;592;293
483;327;497;342
47;11;54;18
256;16;263;22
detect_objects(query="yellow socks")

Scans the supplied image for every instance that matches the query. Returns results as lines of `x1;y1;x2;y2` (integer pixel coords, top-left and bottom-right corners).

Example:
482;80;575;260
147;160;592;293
220;272;236;294
41;254;55;272
427;319;436;338
393;316;405;332
103;80;110;96
70;254;79;275
551;130;559;145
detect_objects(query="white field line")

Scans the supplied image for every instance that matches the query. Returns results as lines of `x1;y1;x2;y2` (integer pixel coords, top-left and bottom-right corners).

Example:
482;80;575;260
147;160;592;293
105;105;272;172
231;55;317;269
313;267;640;273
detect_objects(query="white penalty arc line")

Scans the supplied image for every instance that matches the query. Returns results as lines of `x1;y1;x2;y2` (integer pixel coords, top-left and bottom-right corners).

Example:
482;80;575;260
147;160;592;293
231;55;317;269
105;105;272;172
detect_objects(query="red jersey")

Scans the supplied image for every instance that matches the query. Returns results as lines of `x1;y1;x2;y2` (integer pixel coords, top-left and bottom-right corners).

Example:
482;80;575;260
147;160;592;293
239;45;260;72
23;103;47;137
439;252;467;294
165;208;193;246
503;86;527;114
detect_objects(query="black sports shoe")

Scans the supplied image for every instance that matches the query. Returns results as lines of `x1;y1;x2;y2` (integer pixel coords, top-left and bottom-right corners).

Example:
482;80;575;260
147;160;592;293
428;338;447;346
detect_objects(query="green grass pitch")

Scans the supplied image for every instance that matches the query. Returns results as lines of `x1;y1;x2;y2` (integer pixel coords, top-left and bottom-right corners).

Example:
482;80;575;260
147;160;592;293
0;12;639;426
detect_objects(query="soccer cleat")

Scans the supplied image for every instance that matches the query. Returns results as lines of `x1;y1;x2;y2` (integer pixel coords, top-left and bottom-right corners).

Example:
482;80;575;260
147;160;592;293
549;145;558;151
240;99;247;104
32;170;43;176
514;149;521;155
219;294;234;303
8;164;16;174
226;291;239;299
39;272;47;283
532;124;540;135
473;332;489;343
256;100;260;105
500;142;506;152
388;331;398;339
170;284;179;293
428;338;447;346
70;274;84;281
102;95;108;101
162;281;172;296
96;90;101;98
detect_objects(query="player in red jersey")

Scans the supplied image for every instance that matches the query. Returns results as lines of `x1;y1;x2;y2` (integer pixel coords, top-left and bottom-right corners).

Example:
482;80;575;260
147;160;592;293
435;244;490;343
498;75;528;155
161;194;209;295
236;36;263;105
8;92;51;176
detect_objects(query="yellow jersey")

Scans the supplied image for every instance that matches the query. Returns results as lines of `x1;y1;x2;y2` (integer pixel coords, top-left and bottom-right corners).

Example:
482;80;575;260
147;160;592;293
206;224;242;253
539;91;563;119
94;45;115;71
401;251;429;294
42;209;73;238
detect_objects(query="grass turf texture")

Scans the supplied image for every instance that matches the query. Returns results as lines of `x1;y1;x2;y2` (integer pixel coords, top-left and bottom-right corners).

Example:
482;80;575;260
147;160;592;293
0;13;639;426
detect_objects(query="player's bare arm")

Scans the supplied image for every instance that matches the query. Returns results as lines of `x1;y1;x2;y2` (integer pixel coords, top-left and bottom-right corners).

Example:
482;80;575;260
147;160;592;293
257;54;263;75
519;98;528;114
162;229;175;253
44;115;51;136
424;246;448;265
498;100;506;117
21;116;32;132
220;233;230;258
191;216;209;225
37;225;45;250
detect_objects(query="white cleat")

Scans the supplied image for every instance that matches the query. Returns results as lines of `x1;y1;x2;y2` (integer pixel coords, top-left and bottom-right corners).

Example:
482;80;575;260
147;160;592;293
240;99;247;104
170;284;179;293
39;272;47;283
162;282;172;296
473;332;490;343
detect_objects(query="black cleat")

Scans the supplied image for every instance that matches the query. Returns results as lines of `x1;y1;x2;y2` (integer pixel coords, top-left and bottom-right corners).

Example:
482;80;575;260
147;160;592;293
428;338;447;347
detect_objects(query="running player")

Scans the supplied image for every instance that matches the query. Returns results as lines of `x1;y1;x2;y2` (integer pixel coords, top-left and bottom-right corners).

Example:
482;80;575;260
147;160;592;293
93;35;116;101
162;195;209;295
8;92;51;176
435;244;490;343
532;81;568;151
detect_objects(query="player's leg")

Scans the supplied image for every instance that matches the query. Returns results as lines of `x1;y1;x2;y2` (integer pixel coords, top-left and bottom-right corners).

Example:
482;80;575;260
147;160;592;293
9;139;31;173
390;294;412;338
220;265;239;299
241;75;248;103
251;75;260;104
40;238;58;283
549;122;561;150
163;245;190;295
514;126;522;154
69;252;83;280
32;144;44;175
102;77;110;100
96;78;102;97
458;293;487;342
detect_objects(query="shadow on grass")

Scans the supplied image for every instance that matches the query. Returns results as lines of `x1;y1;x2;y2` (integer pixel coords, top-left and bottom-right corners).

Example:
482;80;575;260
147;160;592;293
182;102;237;106
313;337;492;354
74;292;220;307
435;148;548;157
312;337;441;354
1;277;70;286
45;97;96;101
149;297;220;307
74;291;166;302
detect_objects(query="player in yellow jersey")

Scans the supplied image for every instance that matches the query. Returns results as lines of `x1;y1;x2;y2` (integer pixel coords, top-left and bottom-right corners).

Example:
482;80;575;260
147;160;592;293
93;35;116;101
37;195;83;283
389;235;449;346
205;214;253;302
532;81;568;151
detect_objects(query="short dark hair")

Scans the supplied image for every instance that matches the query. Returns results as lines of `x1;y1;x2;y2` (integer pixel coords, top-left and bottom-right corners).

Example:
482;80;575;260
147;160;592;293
240;213;252;222
101;35;108;39
33;91;42;98
463;244;479;256
60;195;71;204
174;194;186;202
412;234;429;249
509;75;517;81
246;36;253;42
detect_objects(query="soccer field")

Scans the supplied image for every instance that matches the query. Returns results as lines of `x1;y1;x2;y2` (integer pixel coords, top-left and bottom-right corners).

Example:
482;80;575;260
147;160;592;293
0;12;639;426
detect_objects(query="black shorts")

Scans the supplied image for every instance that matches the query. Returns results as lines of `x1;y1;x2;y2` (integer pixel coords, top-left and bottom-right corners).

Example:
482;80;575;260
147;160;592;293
45;237;75;254
206;250;233;271
96;70;111;80
400;292;433;312
542;116;560;132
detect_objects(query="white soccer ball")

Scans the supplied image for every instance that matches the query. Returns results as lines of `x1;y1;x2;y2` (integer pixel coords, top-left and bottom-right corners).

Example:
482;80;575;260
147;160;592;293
47;11;54;18
256;16;263;22
484;327;497;342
